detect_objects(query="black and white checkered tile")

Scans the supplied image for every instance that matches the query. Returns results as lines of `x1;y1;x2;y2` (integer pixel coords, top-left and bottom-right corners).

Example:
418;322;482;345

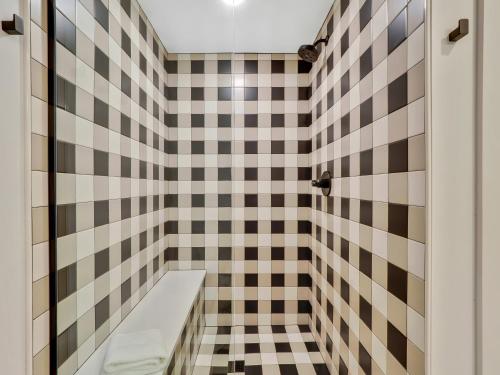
193;325;329;375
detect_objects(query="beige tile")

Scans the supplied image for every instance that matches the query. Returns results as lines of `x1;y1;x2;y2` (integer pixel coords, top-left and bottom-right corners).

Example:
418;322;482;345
31;59;48;101
408;273;425;315
32;276;49;319
387;293;407;335
408;206;425;243
32;206;49;244
33;344;50;375
408;60;425;103
408;133;425;171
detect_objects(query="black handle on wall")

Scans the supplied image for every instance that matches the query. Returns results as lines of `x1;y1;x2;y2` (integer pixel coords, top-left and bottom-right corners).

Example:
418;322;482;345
312;171;332;196
2;14;24;35
449;19;469;42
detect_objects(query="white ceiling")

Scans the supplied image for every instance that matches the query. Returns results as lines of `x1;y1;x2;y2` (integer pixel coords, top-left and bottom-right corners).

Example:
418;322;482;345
138;0;334;53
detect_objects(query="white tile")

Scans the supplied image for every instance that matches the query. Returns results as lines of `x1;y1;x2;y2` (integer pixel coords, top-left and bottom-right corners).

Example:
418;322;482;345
76;175;93;203
407;307;425;351
33;241;49;281
32;171;48;207
408;239;425;279
33;310;50;355
408;170;425;206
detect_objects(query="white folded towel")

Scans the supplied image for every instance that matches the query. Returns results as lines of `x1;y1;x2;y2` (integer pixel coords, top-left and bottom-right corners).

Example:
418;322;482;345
102;329;168;375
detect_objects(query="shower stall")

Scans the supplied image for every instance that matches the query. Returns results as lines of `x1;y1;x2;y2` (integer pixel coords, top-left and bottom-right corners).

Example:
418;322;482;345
30;0;433;373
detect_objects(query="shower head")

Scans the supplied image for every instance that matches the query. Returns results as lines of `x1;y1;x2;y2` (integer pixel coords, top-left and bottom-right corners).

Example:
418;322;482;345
298;36;330;63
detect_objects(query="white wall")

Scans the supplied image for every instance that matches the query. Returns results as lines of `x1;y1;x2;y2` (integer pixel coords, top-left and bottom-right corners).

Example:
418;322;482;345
0;0;30;373
477;0;500;373
427;0;476;373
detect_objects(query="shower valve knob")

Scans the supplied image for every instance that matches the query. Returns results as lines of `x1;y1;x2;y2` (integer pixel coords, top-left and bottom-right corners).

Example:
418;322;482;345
311;171;332;196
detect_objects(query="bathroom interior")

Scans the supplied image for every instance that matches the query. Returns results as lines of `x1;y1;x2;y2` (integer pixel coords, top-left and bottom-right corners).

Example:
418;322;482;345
1;0;497;374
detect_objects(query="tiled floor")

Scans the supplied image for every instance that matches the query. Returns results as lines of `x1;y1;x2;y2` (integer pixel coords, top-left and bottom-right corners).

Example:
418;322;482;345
193;325;330;375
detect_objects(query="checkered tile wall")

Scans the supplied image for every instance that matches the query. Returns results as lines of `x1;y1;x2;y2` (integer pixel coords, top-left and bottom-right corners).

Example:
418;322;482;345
308;0;426;374
30;0;427;374
44;0;173;372
165;53;314;328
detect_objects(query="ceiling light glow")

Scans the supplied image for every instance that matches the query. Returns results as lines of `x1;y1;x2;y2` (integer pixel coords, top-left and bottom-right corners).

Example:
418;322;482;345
221;0;245;6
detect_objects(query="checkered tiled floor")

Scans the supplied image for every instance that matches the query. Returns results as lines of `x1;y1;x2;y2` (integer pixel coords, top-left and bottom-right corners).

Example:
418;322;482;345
193;325;330;375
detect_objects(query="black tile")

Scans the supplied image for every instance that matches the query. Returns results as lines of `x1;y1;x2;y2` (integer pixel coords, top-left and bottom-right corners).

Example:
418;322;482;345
245;194;258;207
305;341;320;352
245;221;258;233
271;167;285;180
340;317;349;345
191;60;204;74
388;73;408;114
360;97;373;128
139;53;147;75
166;86;177;100
94;247;110;279
243;167;257;180
245;247;258;260
341;29;349;56
191;168;205;181
57;263;76;301
191;141;205;154
93;149;108;176
388;203;409;237
218;60;231;74
279;364;298;375
360;47;373;80
138;17;147;40
388;8;407;54
341;113;350;137
191;87;204;100
244;87;258;101
218;194;232;207
245;343;260;354
217;141;231;154
314;364;330;375
245;141;258;154
359;295;372;329
121;198;131;220
387;321;407;367
121;278;131;303
218;87;232;101
271;140;285;154
191;114;204;128
56;10;76;54
272;113;285;127
94;97;109;128
94;46;109;80
341;70;350;97
297;167;311;180
120;0;131;15
298;60;312;74
360;0;372;31
298;112;312;127
244;300;258;313
341;238;349;261
121;238;131;261
244;60;258;74
191;194;205;207
121;71;131;97
245;274;258;287
341;0;350;15
359;247;372;278
298;86;311;101
217;273;231;288
360;149;373;176
388;262;408;302
359;343;372;375
218;114;231;127
191;221;205;234
218;247;232;260
341;155;350;177
57;322;77;367
57;204;76;237
57;141;75;173
218;220;231;233
360;200;373;227
389;139;408;173
95;296;109;330
218;167;231;181
191;247;205;261
271;60;285;73
341;278;350;304
272;87;285;100
327;53;334;74
165;60;177;74
275;342;292;352
94;200;109;227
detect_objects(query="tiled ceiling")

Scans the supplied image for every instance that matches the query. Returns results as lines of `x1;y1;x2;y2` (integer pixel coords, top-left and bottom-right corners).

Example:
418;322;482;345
138;0;334;53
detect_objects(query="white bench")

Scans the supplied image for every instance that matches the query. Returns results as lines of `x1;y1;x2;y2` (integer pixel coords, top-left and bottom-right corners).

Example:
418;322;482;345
76;270;206;375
